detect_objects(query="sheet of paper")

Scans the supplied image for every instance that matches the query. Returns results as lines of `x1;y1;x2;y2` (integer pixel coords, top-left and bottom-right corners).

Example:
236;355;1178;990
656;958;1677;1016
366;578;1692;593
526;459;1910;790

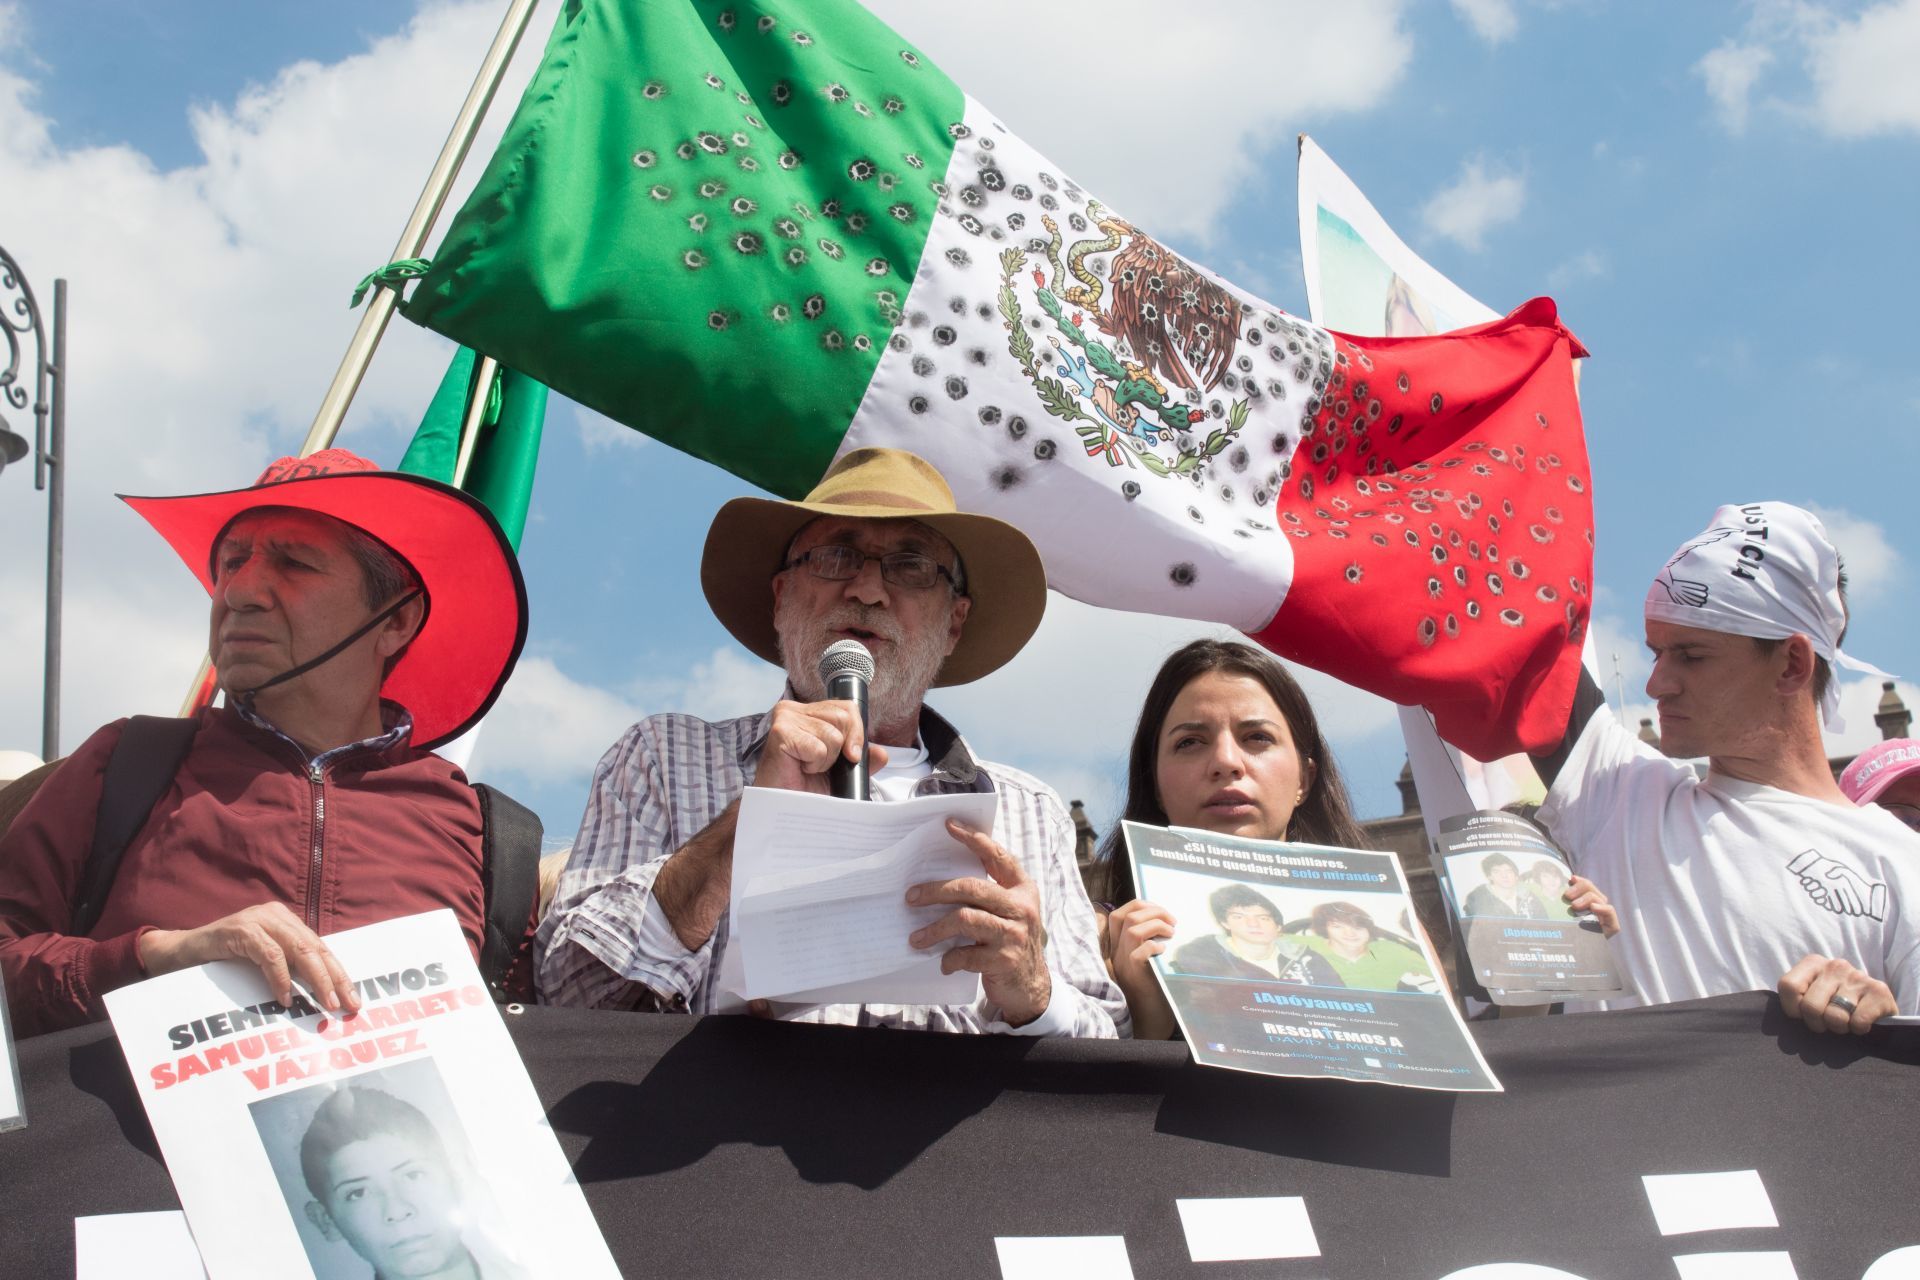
1642;1170;1779;1236
0;980;23;1131
995;1236;1134;1280
1672;1252;1799;1280
728;786;997;1003
75;1212;207;1279
1176;1196;1320;1262
102;910;620;1280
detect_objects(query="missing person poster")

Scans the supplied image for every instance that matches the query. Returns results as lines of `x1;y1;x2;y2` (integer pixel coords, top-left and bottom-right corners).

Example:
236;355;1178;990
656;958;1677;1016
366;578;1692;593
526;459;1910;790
1125;822;1500;1092
103;910;617;1280
1437;811;1625;1006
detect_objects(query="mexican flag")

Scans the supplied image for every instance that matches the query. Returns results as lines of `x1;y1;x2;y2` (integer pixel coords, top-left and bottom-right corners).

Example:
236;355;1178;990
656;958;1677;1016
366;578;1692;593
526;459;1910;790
400;0;1591;759
395;346;548;552
394;346;548;769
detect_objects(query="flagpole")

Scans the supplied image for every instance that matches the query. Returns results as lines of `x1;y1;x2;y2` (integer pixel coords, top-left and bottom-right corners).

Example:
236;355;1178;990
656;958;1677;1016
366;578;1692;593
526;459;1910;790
451;357;500;488
299;0;540;456
178;0;539;716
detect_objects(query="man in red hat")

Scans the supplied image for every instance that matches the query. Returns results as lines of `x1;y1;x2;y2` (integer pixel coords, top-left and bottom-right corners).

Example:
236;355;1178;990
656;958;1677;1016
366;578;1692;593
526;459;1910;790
537;448;1125;1036
0;450;529;1036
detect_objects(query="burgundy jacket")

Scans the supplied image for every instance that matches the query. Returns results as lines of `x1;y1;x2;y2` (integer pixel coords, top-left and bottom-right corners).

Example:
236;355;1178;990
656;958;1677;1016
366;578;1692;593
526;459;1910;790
0;707;491;1037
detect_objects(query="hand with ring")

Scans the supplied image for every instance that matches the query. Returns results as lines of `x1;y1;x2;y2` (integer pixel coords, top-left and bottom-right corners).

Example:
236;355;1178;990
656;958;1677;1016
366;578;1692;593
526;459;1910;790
1778;953;1896;1034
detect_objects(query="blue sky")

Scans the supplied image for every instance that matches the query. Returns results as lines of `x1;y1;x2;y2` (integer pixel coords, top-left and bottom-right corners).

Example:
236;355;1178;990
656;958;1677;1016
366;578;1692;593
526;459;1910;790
1;0;1916;845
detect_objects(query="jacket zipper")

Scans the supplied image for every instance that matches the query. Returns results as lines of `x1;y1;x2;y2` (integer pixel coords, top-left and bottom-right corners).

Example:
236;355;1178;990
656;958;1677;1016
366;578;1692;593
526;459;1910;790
306;763;326;931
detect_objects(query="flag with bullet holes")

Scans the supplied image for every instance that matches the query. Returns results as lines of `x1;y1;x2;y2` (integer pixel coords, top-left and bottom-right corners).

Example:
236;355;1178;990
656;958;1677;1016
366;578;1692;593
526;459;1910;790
401;0;1594;758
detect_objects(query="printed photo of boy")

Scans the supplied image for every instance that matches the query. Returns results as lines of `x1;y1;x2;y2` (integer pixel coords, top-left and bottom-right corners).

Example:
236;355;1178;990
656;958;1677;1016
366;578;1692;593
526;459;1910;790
253;1059;530;1280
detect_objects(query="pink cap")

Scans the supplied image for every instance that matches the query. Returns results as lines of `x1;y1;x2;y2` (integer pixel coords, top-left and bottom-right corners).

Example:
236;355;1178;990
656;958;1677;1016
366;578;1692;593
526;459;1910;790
1839;739;1920;805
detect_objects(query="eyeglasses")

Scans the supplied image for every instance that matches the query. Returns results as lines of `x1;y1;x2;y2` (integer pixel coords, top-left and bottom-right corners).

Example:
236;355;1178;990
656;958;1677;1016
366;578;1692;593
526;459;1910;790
1878;802;1920;833
781;544;964;593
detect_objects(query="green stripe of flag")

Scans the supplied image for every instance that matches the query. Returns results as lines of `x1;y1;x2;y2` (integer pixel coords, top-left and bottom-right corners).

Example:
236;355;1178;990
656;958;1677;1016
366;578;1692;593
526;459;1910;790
397;346;547;550
403;0;964;498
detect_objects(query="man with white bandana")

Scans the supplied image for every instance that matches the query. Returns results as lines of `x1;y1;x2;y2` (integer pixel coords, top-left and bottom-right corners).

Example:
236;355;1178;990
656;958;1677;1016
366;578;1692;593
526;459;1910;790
1532;502;1919;1034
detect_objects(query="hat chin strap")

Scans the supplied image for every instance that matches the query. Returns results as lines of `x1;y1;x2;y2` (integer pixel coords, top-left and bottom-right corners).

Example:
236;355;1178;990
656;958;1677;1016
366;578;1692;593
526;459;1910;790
232;588;424;706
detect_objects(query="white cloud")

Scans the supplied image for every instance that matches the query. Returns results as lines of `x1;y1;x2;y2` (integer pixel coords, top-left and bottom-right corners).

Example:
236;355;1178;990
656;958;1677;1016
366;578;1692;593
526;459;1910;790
1805;504;1900;604
1805;0;1920;136
0;561;209;759
1585;605;1653;703
1419;157;1526;252
1547;248;1608;290
467;657;644;788
651;647;787;722
1695;0;1920;138
1694;39;1775;133
573;402;647;454
862;0;1416;243
1824;676;1920;755
1451;0;1519;44
466;645;785;794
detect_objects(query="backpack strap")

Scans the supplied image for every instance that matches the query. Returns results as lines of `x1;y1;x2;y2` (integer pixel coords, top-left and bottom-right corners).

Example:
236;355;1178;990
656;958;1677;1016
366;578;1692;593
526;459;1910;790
473;783;542;1001
73;716;201;937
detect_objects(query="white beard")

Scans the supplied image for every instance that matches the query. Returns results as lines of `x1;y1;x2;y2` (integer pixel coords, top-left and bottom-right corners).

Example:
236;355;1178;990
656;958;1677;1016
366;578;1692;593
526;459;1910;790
774;596;949;738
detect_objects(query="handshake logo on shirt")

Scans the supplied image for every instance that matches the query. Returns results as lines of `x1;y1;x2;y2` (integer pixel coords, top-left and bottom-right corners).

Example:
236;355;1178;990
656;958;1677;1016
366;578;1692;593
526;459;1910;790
1786;850;1888;922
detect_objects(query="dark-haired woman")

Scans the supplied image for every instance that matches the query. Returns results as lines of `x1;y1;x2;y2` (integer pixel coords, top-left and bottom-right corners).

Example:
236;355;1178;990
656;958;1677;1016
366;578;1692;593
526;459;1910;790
1095;639;1373;1039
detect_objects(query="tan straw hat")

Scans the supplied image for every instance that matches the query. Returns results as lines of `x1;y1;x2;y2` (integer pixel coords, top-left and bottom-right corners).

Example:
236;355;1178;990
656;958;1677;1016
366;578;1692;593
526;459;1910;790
701;448;1047;686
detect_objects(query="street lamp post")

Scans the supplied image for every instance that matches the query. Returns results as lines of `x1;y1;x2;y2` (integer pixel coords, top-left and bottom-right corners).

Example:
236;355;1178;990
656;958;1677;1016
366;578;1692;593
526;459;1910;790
0;245;67;762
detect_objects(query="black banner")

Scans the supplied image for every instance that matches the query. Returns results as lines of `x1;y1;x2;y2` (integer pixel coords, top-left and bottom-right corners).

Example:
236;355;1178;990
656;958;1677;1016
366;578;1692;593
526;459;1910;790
4;995;1919;1278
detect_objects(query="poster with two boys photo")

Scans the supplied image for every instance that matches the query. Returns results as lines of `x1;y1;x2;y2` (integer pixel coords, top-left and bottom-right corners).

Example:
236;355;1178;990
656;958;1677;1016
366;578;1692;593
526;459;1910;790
1124;822;1499;1092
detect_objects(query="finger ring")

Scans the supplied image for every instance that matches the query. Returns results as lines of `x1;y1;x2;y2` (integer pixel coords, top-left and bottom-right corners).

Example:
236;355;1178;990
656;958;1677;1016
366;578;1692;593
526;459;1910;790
1830;993;1858;1015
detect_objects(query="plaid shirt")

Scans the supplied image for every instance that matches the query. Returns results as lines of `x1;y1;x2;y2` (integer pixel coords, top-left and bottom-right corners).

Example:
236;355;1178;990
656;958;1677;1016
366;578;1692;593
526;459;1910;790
535;705;1126;1037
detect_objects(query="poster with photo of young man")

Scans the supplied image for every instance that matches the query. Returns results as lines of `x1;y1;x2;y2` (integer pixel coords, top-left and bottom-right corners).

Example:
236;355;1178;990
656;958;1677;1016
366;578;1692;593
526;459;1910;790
1124;822;1500;1092
104;911;617;1280
1437;810;1625;1006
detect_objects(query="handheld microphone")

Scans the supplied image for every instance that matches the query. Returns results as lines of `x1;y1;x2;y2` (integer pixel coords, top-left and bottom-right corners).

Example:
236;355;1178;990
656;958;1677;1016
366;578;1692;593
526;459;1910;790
818;639;875;801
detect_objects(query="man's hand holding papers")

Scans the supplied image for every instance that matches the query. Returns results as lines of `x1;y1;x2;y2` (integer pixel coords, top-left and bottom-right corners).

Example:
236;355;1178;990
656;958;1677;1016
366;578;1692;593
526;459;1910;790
906;819;1052;1027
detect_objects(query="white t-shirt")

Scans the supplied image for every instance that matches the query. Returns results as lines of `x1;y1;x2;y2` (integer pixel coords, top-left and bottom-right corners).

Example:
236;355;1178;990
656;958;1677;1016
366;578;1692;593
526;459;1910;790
1538;711;1920;1012
870;738;934;803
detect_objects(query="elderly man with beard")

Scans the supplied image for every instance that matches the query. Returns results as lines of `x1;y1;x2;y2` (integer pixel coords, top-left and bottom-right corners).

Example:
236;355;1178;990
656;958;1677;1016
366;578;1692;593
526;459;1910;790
536;449;1125;1036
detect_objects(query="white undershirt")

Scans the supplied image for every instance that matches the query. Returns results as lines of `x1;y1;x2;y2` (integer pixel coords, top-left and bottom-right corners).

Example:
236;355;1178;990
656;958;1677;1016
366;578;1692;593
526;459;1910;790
870;737;934;803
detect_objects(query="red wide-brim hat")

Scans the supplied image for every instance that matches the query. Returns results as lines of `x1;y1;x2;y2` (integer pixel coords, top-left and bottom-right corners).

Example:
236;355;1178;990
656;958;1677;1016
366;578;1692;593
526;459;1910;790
120;449;528;751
